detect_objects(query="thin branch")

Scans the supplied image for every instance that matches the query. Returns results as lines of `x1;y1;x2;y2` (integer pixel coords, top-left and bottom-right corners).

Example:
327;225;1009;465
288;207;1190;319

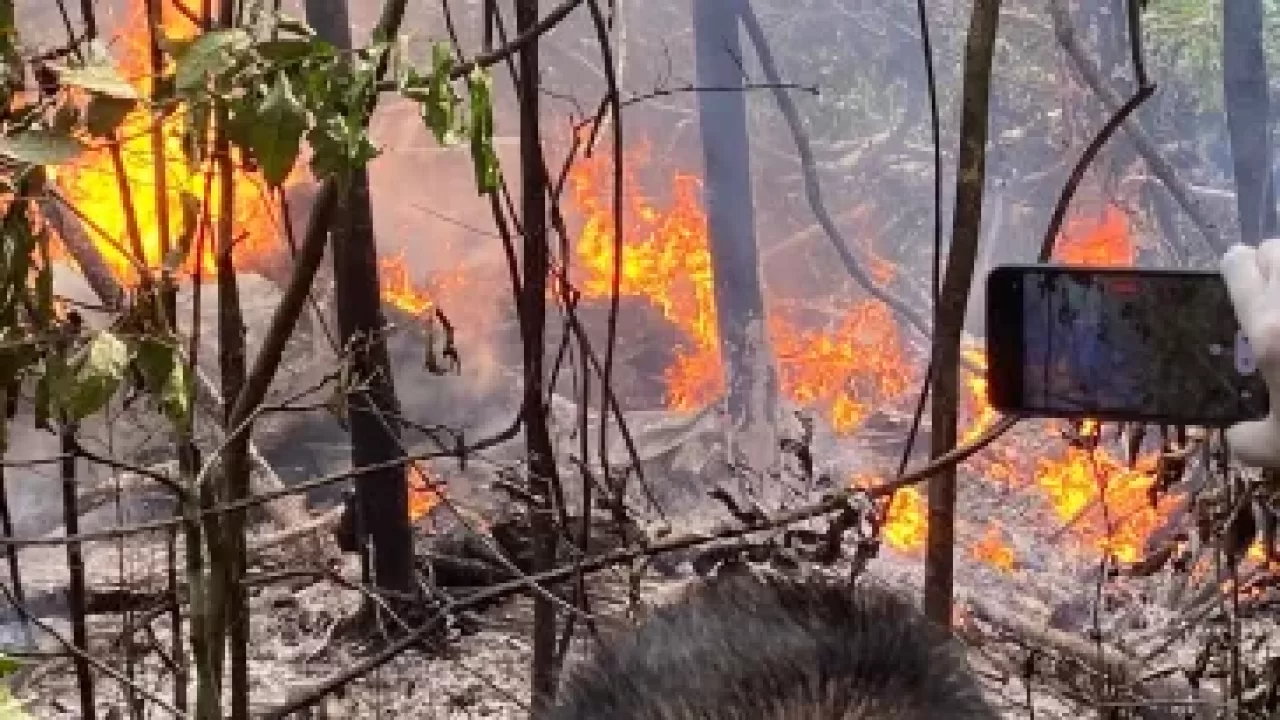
737;6;959;364
1037;85;1155;262
0;582;186;717
374;0;586;92
1048;0;1226;253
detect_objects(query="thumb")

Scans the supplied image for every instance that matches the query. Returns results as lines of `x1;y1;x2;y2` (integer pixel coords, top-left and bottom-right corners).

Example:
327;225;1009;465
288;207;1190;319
1226;416;1280;468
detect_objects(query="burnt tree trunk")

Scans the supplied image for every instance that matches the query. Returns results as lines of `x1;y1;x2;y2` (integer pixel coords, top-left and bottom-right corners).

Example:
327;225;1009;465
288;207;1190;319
1223;0;1278;246
925;0;1001;626
693;0;777;444
304;0;413;599
515;0;562;713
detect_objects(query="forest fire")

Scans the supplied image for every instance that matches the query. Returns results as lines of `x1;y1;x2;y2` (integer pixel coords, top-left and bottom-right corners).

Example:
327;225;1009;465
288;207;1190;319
53;0;289;284
51;0;442;321
49;0;446;521
1033;447;1170;563
569;143;909;431
565;145;1199;566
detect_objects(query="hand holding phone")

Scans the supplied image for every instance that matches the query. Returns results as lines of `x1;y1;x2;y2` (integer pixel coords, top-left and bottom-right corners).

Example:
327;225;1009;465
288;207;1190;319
1222;239;1280;467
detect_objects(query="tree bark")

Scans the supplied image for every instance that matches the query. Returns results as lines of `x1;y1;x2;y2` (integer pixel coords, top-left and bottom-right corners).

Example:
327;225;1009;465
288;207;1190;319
1222;0;1278;246
924;0;1001;627
304;0;414;601
693;0;777;449
515;0;561;713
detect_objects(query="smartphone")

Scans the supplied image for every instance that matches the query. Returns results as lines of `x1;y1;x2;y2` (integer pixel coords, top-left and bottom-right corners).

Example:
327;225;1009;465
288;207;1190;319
986;264;1269;425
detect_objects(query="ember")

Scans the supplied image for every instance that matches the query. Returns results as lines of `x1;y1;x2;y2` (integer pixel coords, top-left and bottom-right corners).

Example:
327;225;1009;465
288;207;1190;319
1055;204;1135;267
408;464;444;521
971;526;1016;572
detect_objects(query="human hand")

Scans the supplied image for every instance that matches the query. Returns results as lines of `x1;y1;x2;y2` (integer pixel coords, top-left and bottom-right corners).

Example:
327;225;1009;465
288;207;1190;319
1221;239;1280;467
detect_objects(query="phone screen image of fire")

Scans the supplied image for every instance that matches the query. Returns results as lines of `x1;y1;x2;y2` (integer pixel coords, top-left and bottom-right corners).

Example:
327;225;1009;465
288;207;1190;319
1020;272;1263;422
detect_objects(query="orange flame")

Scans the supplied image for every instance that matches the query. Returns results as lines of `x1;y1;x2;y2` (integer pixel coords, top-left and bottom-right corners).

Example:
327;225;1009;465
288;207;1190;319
407;464;444;521
1055;205;1135;267
54;0;293;285
569;142;909;431
853;475;928;553
883;486;928;553
971;526;1016;572
1033;447;1172;563
379;252;436;316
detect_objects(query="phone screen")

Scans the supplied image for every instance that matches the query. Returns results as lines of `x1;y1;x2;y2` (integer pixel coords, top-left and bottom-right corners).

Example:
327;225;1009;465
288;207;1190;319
987;266;1269;424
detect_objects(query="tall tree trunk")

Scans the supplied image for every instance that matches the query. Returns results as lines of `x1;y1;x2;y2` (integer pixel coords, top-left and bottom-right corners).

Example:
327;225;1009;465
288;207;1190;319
693;0;777;456
515;0;561;713
304;0;414;600
1223;0;1278;246
925;0;1001;627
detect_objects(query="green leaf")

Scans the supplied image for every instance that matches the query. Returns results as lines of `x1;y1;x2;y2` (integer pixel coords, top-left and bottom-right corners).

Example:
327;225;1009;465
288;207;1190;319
467;68;500;194
133;339;190;425
157;33;197;64
249;73;307;186
56;330;131;421
0;130;84;166
255;38;325;64
305;114;379;181
175;29;252;93
412;44;461;145
52;60;139;100
84;95;137;139
0;654;21;677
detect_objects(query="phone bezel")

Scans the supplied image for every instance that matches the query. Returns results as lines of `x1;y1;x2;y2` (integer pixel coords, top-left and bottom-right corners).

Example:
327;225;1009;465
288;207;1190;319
984;263;1267;425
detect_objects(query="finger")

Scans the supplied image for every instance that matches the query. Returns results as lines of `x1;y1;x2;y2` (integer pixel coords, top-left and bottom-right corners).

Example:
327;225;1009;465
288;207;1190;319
1259;238;1280;280
1221;244;1264;322
1227;417;1280;469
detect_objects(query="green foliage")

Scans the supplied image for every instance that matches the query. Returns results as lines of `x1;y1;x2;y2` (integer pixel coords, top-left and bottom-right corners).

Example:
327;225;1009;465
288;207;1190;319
250;73;308;185
51;42;140;100
0;664;29;720
0;655;20;677
134;338;191;425
468;68;500;194
55;330;131;422
0;4;504;436
174;28;253;93
406;44;462;145
0;130;84;166
84;95;137;139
